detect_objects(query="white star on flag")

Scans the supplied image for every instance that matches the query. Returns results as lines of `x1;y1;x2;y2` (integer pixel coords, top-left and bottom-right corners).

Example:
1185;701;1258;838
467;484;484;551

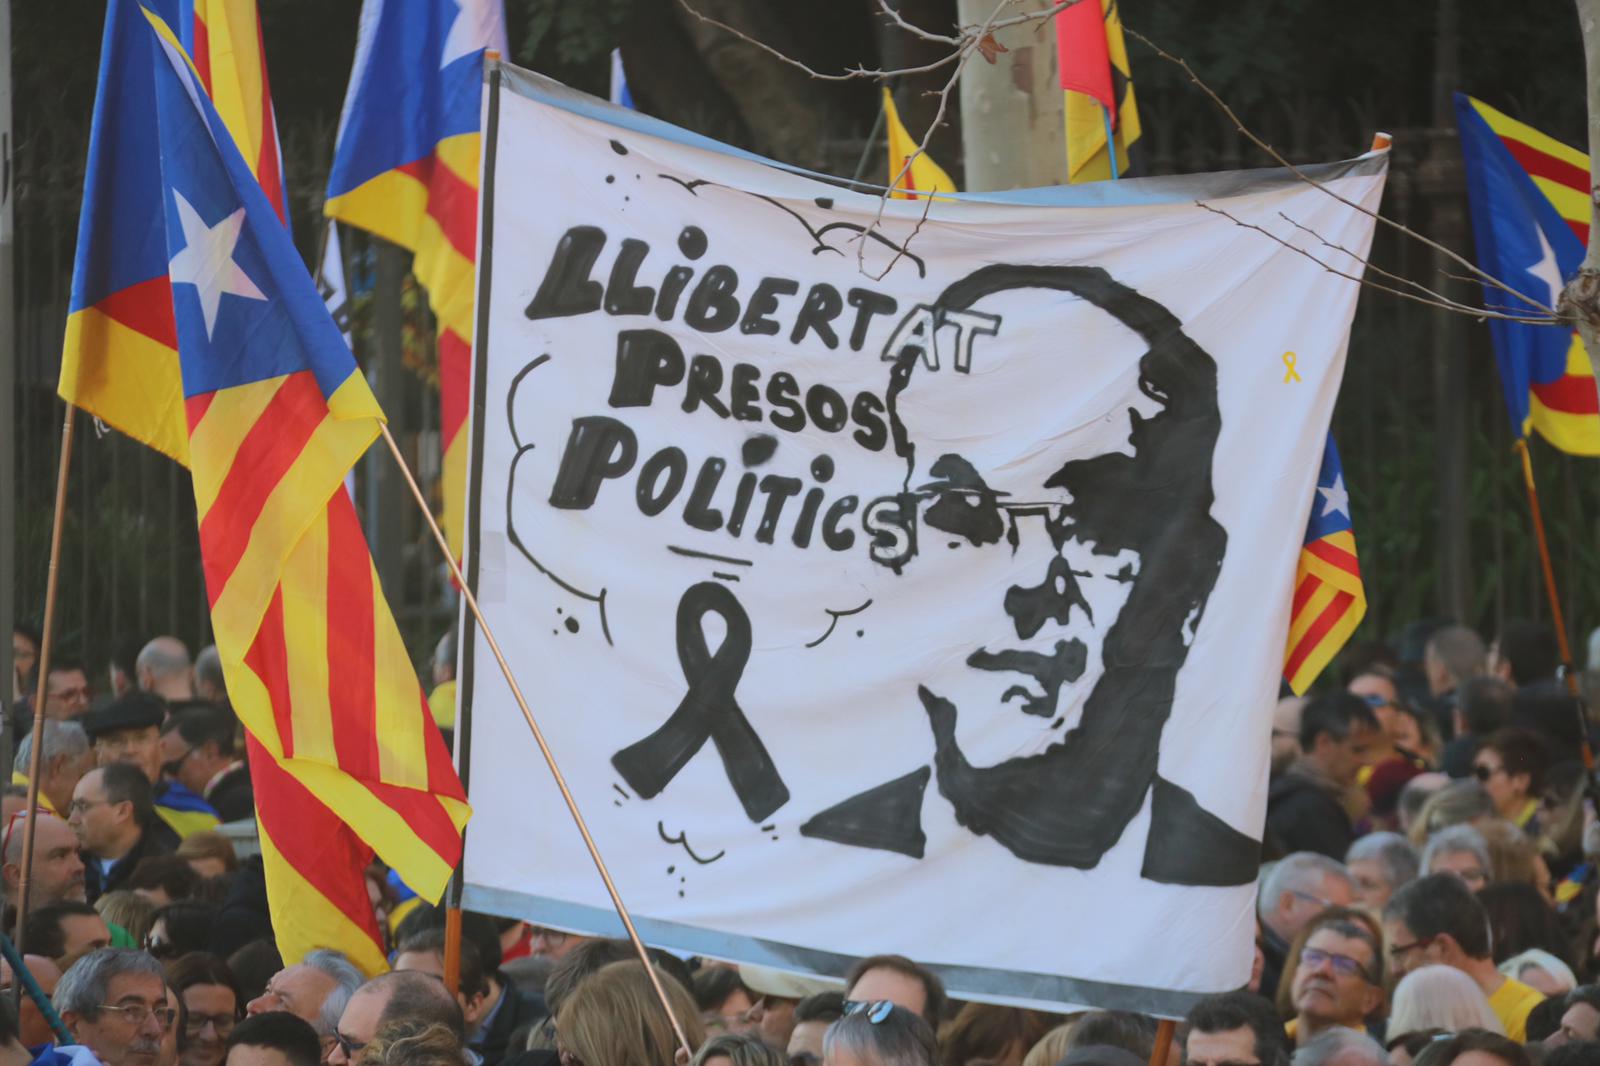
1318;473;1350;519
1525;224;1562;306
168;190;267;341
441;0;506;70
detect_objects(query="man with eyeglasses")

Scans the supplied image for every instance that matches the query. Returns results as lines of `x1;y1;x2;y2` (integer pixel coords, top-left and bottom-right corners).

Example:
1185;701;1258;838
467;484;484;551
68;764;178;903
1256;853;1356;1001
245;950;365;1065
40;661;94;723
526;927;585;964
1285;919;1384;1048
54;948;172;1066
13;720;95;817
326;971;465;1066
1383;873;1544;1042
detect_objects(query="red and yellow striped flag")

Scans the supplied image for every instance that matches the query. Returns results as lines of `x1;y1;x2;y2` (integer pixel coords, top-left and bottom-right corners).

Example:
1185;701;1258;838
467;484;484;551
64;1;468;974
883;87;957;200
325;1;506;558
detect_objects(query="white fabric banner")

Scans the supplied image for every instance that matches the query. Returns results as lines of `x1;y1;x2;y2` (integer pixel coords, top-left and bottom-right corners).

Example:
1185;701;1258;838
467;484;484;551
458;67;1386;1014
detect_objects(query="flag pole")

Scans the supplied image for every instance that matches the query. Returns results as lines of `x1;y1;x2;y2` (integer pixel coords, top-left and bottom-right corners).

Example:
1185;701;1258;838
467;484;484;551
377;423;692;1057
14;404;77;977
1102;103;1120;180
1513;439;1595;772
1149;1019;1175;1066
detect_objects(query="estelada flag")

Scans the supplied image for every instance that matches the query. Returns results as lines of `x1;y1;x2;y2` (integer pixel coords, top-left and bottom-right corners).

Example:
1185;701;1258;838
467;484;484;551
883;87;957;200
325;0;506;557
65;0;470;972
1283;436;1367;694
1057;0;1140;183
1456;94;1600;455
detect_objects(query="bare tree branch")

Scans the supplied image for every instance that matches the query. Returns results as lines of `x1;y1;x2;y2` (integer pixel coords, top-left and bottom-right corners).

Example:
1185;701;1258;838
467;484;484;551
1273;211;1551;322
1196;202;1554;324
1123;26;1564;322
674;0;1568;332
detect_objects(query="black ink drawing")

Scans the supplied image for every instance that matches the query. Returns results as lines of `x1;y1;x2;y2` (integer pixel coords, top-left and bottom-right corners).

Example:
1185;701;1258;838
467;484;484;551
657;821;726;865
612;581;790;823
505;354;614;645
799;264;1257;886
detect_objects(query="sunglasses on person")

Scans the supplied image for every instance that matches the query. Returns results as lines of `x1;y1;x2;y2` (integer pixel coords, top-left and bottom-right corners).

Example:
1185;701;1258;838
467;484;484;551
841;1000;895;1024
335;1031;369;1059
1472;763;1506;782
0;808;54;855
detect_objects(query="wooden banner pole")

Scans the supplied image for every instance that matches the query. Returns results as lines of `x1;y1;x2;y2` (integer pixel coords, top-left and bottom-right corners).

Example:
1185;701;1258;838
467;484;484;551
1149;1018;1176;1066
14;405;77;978
377;425;691;1057
1514;439;1594;769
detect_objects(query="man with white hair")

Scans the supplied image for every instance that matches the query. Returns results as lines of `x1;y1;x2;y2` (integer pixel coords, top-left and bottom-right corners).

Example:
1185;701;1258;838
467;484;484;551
246;950;365;1065
1344;832;1419;910
13;719;94;814
135;637;193;703
1258;853;1356;1003
1291;1027;1388;1066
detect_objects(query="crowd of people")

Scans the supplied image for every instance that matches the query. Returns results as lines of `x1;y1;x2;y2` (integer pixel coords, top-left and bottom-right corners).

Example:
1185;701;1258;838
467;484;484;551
7;616;1600;1066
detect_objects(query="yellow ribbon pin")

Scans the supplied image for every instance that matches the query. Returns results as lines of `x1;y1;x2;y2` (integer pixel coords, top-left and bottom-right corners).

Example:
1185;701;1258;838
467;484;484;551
1282;351;1302;383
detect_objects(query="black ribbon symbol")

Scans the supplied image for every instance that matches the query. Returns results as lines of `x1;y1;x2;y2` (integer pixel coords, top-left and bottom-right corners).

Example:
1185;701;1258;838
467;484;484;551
612;581;790;822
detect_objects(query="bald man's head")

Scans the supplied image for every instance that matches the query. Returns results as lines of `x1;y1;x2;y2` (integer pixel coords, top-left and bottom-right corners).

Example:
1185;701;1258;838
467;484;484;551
328;971;464;1066
135;637;192;701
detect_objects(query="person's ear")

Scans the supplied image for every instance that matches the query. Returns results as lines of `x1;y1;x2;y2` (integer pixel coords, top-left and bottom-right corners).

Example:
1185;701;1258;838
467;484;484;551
1278;889;1296;915
1510;772;1531;798
1360;982;1384;1018
1430;933;1463;964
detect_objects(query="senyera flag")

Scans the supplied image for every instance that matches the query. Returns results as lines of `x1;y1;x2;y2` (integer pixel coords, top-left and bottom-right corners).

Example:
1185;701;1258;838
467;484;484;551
62;0;470;973
325;0;506;557
882;87;956;201
1456;94;1600;455
1282;436;1366;694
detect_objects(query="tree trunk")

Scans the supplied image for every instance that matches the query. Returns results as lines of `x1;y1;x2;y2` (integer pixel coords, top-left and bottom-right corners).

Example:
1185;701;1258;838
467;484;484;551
955;0;1066;191
1562;0;1600;359
618;0;754;153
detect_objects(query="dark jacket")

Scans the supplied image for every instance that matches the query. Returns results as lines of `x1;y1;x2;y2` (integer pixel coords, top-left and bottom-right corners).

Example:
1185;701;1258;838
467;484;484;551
205;764;255;823
82;817;179;903
475;979;548;1066
1265;767;1353;860
1441;734;1480;779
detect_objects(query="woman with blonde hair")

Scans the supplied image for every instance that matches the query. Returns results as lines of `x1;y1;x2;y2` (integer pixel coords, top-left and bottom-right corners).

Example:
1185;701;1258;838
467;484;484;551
95;889;157;945
364;1022;466;1066
1022;1023;1077;1066
690;1033;782;1066
555;960;706;1066
1385;965;1504;1043
1408;782;1494;847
